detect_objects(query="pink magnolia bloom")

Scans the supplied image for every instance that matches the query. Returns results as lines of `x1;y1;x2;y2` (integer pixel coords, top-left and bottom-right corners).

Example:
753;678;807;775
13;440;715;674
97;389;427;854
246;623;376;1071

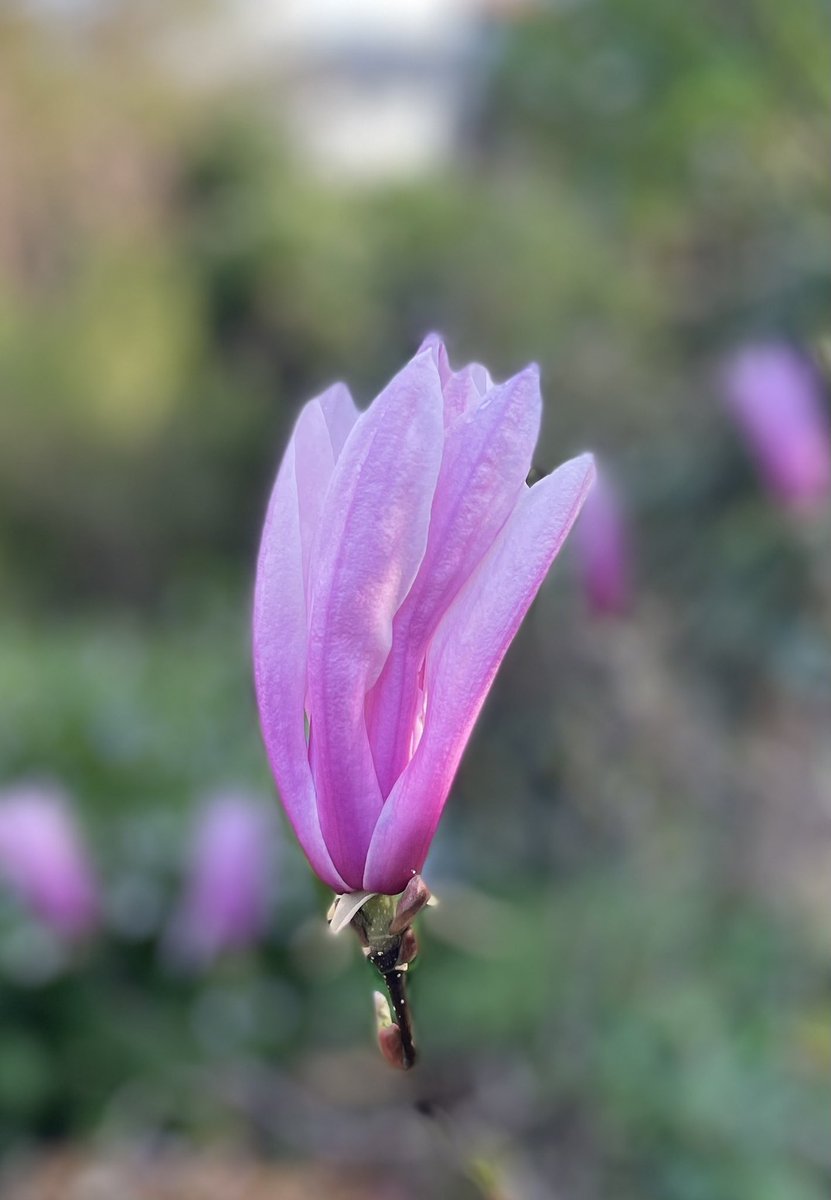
722;343;830;510
169;793;276;966
0;783;99;939
574;466;632;617
253;336;595;895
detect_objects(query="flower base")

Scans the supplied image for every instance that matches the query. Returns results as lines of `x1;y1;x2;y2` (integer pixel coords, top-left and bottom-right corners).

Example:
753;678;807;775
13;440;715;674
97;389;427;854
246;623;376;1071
328;875;431;1070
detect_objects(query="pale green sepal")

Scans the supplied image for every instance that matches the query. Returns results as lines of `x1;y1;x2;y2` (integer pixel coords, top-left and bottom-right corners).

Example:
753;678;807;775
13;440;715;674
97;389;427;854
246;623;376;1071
327;890;378;935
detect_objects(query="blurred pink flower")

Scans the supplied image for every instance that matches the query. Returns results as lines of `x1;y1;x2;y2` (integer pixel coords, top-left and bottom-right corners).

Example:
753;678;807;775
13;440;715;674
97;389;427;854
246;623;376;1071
574;466;632;617
722;343;830;511
0;783;99;939
253;335;595;895
169;793;276;967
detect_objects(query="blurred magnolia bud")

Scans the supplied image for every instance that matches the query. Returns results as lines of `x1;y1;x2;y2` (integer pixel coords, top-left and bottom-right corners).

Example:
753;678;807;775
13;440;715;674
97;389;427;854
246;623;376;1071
166;792;277;969
0;782;99;940
574;465;632;617
722;342;831;512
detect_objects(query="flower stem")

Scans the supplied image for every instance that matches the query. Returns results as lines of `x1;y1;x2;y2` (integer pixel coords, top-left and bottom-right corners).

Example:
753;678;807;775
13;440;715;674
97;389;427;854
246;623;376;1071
350;891;421;1069
377;965;416;1069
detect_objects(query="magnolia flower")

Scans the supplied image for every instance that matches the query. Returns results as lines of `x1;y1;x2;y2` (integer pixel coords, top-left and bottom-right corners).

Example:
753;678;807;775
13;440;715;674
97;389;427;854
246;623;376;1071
167;793;276;967
574;465;632;617
0;783;99;939
254;336;594;897
722;343;830;511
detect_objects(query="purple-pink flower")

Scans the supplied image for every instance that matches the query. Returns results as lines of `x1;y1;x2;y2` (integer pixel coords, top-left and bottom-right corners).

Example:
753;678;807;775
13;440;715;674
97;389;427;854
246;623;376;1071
168;793;276;967
722;343;830;511
253;336;594;895
574;465;632;617
0;783;99;939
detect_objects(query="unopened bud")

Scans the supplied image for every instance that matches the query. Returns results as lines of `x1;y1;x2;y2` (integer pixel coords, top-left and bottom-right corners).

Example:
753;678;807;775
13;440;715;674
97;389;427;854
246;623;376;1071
373;990;407;1069
396;927;419;968
390;874;431;935
378;1023;406;1070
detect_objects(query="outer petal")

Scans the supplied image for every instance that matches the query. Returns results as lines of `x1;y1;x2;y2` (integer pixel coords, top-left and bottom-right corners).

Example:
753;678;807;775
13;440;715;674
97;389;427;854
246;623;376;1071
253;403;349;891
307;350;445;887
289;383;360;602
363;453;596;893
366;366;542;797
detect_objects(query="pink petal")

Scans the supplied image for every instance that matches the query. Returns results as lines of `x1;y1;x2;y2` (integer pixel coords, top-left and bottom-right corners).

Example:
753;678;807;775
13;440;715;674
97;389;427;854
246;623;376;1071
292;403;335;602
417;332;452;386
366;366;542;797
318;381;360;460
294;384;360;603
441;366;487;427
253;400;351;892
363;453;596;893
418;333;494;425
306;350;445;886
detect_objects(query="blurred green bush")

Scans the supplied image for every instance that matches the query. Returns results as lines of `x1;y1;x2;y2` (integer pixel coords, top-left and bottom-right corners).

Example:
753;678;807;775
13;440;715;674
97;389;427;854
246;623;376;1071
1;1;827;613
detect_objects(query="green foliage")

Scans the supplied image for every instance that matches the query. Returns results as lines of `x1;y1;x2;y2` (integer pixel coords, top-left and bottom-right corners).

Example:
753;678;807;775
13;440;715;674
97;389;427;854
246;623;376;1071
1;2;827;609
1;610;828;1196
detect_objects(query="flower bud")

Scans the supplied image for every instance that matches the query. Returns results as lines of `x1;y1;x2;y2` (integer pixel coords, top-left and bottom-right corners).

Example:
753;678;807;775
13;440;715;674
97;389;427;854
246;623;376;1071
389;874;431;934
254;337;594;894
374;991;407;1070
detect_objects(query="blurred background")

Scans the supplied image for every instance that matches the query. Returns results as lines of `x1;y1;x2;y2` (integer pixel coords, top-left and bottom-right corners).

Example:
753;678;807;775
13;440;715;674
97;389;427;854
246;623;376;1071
1;1;830;1197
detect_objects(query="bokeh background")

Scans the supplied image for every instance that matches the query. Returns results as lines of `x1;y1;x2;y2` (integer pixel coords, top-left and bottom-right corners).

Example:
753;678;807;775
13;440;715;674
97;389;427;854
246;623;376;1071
1;2;830;1197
